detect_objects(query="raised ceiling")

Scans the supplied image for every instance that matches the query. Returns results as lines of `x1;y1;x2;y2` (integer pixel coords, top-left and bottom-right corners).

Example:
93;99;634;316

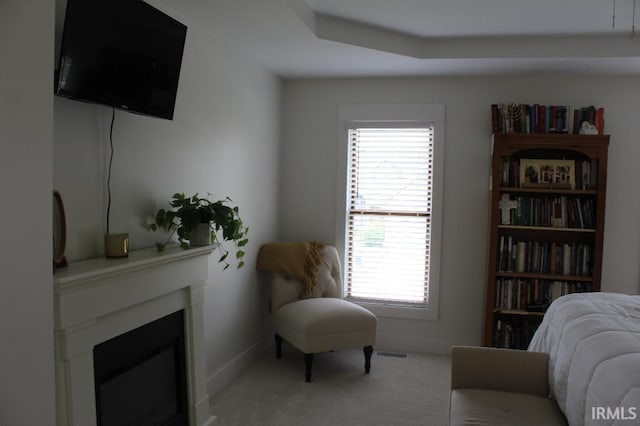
175;0;640;77
305;0;628;38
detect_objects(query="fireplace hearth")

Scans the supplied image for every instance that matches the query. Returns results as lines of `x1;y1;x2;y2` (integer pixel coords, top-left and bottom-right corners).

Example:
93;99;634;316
54;246;216;426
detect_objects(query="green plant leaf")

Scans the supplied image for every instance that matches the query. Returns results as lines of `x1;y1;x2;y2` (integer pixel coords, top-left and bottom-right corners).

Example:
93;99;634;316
177;227;187;240
149;192;249;266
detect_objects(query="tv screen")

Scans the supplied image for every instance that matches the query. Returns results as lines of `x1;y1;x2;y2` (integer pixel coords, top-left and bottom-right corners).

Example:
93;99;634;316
56;0;187;120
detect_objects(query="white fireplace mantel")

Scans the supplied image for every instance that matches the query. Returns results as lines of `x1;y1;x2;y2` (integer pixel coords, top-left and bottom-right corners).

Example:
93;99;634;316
53;245;216;426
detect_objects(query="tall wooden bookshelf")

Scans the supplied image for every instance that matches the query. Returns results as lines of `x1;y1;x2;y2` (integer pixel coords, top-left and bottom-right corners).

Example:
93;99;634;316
483;133;609;348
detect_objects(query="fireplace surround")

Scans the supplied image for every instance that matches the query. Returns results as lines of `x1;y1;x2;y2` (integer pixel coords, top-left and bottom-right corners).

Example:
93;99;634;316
53;245;216;426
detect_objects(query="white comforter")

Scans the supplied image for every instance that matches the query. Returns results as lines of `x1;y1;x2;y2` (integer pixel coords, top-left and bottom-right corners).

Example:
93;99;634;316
529;292;640;426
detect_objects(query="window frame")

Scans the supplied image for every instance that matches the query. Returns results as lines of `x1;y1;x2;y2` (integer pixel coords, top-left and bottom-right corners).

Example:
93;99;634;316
335;104;445;321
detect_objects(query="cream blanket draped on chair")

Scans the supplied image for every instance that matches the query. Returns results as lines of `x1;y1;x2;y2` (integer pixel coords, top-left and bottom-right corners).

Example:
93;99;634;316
256;241;325;297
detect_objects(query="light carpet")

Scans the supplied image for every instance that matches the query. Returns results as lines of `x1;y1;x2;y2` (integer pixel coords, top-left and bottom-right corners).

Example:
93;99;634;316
209;344;451;426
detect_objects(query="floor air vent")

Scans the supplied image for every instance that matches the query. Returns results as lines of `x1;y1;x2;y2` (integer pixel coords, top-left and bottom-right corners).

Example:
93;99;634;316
376;351;408;358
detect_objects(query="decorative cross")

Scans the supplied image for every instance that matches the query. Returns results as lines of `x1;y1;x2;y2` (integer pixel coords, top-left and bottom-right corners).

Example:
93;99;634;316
499;194;517;225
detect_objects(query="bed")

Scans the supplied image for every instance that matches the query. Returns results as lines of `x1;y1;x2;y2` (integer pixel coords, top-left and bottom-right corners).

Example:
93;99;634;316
528;292;640;425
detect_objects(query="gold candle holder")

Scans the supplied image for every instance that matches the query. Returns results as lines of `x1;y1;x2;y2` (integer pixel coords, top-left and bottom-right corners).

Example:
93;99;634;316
105;233;129;258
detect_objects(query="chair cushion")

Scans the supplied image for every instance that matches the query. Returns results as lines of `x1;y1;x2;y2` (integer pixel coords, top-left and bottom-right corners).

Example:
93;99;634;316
273;298;377;354
449;389;567;426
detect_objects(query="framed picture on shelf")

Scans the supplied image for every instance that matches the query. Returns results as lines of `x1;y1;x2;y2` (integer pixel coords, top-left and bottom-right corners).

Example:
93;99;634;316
520;159;575;189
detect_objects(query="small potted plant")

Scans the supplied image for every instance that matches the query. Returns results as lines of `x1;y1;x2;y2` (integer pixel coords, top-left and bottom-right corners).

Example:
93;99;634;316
150;193;249;269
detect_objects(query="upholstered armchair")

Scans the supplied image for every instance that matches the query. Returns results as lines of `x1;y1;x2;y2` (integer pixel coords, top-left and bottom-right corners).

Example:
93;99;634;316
257;242;378;382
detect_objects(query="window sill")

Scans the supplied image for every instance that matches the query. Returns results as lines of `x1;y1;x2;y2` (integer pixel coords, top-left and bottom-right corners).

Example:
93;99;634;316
350;300;438;321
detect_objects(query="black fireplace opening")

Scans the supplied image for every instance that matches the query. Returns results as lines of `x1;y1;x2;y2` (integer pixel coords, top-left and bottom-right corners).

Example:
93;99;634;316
93;310;189;426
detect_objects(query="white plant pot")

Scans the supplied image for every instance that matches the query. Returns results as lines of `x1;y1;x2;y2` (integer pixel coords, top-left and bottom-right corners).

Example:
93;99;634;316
190;223;211;247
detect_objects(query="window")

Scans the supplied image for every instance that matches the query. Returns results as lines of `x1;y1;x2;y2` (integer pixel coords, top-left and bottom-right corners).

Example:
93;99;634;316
337;104;444;319
347;127;433;305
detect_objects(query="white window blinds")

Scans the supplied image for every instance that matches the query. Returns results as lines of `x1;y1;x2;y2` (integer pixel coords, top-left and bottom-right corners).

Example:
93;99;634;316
346;127;433;305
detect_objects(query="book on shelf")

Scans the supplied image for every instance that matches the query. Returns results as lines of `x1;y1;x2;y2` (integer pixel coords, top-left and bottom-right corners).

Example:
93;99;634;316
497;238;592;276
572;106;605;135
491;103;605;135
494;278;591;312
493;318;538;349
498;194;596;230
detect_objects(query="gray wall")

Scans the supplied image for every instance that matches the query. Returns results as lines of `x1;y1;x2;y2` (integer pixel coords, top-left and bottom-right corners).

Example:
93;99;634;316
4;2;640;422
53;4;281;397
0;0;56;424
281;75;640;353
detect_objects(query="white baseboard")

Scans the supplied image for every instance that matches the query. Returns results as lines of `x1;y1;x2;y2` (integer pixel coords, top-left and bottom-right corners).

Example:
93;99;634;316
206;335;271;400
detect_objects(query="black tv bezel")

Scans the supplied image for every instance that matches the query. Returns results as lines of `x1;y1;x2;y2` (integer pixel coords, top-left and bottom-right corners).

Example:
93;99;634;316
55;0;187;120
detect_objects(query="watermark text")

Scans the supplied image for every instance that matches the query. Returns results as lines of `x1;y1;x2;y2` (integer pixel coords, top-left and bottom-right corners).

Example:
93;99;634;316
591;406;637;421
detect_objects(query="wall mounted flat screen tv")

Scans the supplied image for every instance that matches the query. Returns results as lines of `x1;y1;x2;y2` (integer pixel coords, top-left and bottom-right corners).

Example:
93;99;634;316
56;0;187;120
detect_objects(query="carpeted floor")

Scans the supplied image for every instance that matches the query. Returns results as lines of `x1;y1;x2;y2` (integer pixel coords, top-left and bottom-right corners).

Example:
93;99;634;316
209;345;451;426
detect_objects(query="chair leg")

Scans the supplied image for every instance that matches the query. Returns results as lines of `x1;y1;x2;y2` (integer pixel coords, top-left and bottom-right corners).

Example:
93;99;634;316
275;334;283;359
304;353;313;382
364;345;373;374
